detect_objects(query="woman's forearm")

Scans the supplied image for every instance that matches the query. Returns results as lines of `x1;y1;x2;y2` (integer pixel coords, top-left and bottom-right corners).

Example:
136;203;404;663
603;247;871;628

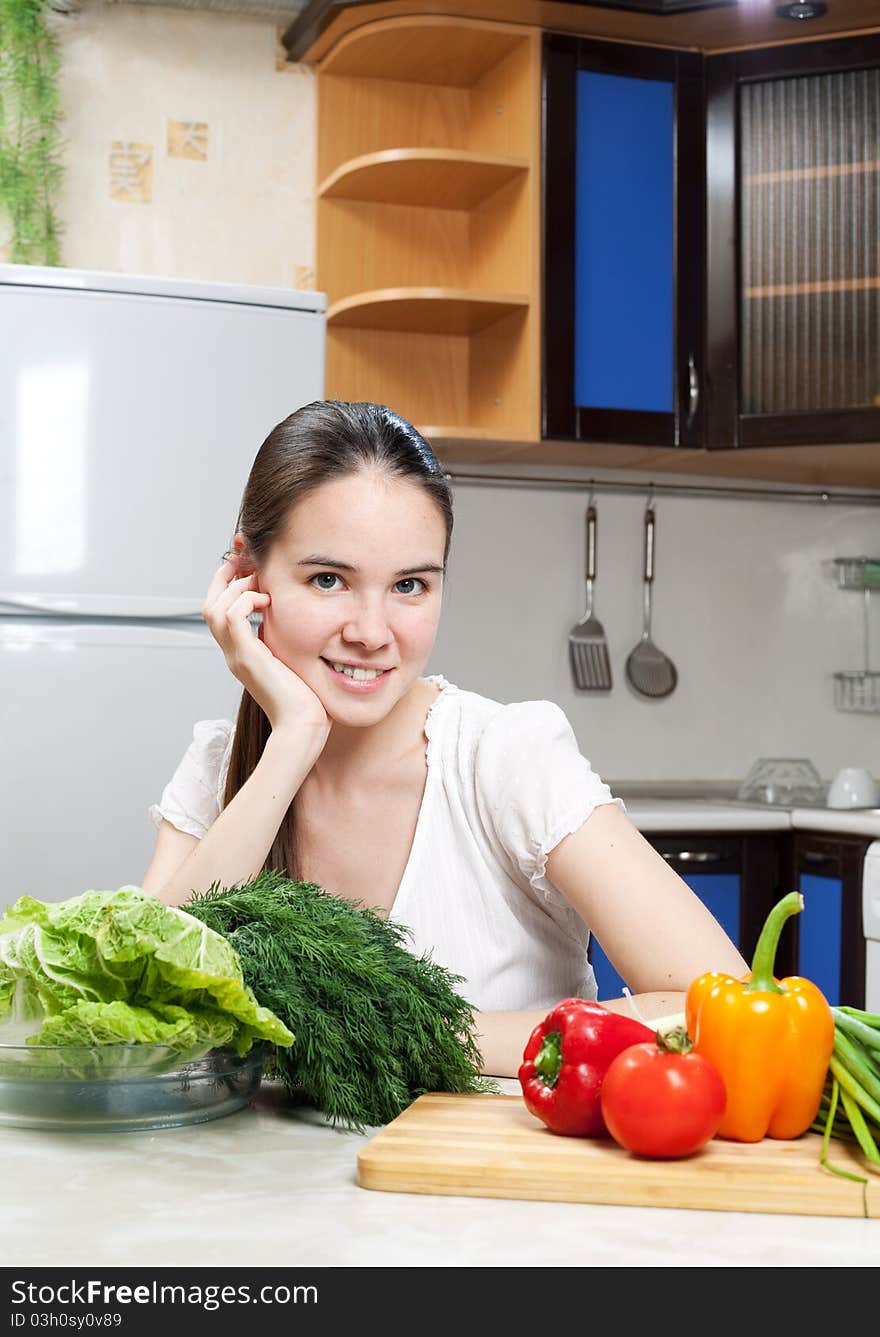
472;993;686;1078
153;726;322;907
471;1010;547;1079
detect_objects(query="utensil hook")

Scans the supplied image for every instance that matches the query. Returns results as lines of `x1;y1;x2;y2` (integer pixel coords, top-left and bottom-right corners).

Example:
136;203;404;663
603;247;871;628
641;489;656;636
583;487;597;617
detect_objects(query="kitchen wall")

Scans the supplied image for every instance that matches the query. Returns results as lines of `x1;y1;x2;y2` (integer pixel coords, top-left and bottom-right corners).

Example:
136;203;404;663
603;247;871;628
36;1;315;288
32;2;880;788
428;468;880;787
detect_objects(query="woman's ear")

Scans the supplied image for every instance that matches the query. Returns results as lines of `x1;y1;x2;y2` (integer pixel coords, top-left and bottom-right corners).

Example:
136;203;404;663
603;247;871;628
231;531;257;577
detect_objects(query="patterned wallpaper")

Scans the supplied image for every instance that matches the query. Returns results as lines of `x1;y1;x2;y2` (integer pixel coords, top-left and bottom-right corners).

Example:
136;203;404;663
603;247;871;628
28;2;316;289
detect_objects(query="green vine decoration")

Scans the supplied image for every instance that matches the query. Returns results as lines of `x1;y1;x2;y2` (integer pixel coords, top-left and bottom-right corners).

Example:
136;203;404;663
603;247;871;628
0;0;64;265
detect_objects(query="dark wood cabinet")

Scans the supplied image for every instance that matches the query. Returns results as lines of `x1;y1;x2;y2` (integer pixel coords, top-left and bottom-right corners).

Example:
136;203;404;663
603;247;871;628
705;34;880;451
590;826;869;1009
781;830;871;1010
544;29;880;455
543;35;704;448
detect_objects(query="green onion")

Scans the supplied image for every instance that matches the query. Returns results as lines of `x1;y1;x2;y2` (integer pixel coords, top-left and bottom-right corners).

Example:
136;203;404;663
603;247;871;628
812;1005;880;1183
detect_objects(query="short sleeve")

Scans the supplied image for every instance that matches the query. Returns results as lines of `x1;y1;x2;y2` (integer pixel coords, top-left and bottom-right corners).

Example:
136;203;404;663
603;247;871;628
148;719;234;839
473;700;624;907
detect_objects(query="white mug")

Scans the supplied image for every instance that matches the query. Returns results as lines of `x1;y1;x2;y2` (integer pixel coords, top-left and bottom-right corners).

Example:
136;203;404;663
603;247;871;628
827;767;879;809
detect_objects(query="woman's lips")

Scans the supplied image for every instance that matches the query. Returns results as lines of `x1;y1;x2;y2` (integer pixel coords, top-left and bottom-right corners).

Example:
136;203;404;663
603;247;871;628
321;659;393;693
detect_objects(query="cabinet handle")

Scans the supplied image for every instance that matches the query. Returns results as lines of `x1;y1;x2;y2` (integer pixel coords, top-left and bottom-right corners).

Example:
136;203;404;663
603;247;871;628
661;850;722;864
686;354;699;427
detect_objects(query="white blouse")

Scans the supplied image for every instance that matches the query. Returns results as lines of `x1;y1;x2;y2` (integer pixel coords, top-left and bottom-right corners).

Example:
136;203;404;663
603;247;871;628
148;674;624;1013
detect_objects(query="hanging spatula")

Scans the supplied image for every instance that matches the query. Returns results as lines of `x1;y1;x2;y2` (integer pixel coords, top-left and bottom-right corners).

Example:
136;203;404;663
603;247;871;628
568;502;612;691
625;504;678;700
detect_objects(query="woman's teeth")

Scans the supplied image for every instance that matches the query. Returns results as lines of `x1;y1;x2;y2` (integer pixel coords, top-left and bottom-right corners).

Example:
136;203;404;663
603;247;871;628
330;662;384;680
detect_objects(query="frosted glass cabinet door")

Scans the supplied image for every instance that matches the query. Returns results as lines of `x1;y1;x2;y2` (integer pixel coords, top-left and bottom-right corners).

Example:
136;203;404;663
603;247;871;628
543;36;704;448
740;68;880;420
706;35;880;450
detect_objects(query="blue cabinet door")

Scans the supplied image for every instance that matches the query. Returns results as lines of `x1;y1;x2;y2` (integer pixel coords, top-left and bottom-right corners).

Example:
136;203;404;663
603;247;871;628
798;873;843;1007
589;873;741;1004
575;70;674;415
543;37;703;448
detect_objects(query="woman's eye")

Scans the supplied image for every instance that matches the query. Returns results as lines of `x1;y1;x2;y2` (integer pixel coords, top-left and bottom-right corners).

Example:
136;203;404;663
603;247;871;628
311;572;343;591
394;577;425;595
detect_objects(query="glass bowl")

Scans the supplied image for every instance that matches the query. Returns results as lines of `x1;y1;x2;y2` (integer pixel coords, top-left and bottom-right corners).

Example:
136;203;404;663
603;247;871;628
0;1041;268;1132
737;757;825;806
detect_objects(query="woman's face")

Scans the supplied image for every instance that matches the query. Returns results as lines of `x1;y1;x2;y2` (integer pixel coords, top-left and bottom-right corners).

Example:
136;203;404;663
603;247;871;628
254;470;447;726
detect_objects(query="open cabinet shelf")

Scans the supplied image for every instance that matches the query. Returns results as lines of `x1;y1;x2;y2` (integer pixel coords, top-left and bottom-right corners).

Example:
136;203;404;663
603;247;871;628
327;289;529;334
318;149;529;209
316;14;541;445
319;17;524;85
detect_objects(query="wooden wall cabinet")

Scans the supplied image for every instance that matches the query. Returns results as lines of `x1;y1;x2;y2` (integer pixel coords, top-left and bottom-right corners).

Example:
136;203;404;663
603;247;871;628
309;8;880;487
316;15;542;445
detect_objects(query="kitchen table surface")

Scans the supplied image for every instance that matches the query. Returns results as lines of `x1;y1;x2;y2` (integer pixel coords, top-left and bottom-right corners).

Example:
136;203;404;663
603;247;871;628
3;1077;877;1268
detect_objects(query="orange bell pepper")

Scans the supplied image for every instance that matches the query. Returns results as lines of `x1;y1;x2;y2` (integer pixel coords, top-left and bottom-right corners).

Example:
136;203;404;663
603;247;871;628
685;892;834;1143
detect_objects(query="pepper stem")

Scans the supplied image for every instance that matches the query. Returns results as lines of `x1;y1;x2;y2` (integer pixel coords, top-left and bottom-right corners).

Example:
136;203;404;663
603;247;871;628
533;1030;563;1086
748;891;803;994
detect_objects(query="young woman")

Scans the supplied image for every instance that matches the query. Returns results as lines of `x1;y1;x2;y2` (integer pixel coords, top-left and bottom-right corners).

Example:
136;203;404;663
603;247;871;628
142;399;748;1077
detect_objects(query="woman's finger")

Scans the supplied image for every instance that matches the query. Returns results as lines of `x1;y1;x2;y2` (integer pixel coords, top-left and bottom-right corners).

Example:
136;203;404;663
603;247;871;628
212;588;271;656
202;571;259;623
202;557;239;610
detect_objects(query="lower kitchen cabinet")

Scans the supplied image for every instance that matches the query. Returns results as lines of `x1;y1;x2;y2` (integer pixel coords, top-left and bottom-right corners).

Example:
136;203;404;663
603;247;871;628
588;828;871;1010
797;871;843;1007
785;832;871;1010
588;833;780;1005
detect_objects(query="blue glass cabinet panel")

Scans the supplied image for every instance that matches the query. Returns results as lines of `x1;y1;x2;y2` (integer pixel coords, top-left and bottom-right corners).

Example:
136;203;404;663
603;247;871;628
575;70;674;413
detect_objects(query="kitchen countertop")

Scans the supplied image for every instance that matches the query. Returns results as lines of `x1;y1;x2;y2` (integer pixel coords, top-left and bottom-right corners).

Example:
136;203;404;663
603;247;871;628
3;1078;878;1268
617;794;880;838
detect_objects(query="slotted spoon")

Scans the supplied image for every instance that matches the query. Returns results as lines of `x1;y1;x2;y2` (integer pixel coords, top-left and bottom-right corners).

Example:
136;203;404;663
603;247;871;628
568;502;612;691
625;504;678;700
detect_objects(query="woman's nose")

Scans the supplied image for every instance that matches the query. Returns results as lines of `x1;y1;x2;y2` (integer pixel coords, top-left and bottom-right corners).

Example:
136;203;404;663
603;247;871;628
341;598;392;650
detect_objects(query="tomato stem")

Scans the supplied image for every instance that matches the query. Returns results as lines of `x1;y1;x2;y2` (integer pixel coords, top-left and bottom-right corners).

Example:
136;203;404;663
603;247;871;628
655;1025;694;1055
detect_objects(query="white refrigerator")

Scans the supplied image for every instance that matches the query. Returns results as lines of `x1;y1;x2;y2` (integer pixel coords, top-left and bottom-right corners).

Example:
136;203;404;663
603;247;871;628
0;263;326;904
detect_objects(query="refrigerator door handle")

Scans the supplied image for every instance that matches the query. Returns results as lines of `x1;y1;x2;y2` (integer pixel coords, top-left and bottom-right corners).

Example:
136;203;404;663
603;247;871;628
0;592;203;620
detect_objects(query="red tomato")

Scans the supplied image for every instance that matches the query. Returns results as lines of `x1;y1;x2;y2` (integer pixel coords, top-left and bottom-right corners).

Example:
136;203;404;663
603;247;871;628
599;1028;727;1159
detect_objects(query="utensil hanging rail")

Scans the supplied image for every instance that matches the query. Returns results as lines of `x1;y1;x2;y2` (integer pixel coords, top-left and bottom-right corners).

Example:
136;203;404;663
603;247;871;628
443;470;880;507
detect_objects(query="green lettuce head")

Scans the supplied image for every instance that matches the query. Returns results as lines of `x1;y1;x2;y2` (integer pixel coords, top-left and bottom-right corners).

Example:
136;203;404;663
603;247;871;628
0;886;294;1057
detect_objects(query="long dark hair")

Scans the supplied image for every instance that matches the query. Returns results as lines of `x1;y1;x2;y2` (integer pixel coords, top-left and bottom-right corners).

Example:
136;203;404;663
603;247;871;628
222;399;453;876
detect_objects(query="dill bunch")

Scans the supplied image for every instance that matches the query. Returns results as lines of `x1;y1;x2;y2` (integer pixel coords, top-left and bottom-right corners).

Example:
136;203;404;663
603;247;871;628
184;871;495;1131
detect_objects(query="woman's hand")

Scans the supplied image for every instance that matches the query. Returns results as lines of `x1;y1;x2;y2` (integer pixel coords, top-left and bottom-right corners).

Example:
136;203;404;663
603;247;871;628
201;556;329;739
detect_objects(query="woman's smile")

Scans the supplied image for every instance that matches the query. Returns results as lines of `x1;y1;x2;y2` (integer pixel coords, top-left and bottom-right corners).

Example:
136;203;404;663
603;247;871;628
321;658;395;692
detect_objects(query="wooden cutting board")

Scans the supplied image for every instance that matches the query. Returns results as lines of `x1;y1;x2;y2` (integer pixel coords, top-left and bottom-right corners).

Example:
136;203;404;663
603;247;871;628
357;1092;880;1218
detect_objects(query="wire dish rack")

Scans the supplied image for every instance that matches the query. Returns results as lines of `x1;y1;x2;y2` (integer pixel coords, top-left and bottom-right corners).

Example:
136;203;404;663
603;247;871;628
832;558;880;714
834;557;880;591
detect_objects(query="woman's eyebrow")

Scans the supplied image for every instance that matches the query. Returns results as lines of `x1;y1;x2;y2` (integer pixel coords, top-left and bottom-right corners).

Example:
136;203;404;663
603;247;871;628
298;555;444;577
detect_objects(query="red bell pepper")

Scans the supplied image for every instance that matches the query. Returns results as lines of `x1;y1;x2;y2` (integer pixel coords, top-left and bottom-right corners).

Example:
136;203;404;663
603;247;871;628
518;997;654;1137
